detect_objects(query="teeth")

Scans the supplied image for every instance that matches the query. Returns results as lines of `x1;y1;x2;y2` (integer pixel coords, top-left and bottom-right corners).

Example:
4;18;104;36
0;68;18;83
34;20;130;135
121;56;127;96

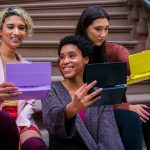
63;66;73;71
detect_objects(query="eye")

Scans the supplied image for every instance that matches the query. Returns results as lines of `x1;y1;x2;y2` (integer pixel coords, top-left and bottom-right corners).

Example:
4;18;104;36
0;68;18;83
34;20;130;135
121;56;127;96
95;27;102;31
105;27;109;31
7;24;14;29
59;55;64;60
70;54;75;58
18;25;26;31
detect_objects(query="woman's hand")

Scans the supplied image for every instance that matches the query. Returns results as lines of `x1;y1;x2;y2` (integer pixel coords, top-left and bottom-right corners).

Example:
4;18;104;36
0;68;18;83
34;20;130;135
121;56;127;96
130;104;150;123
0;82;22;101
65;81;102;119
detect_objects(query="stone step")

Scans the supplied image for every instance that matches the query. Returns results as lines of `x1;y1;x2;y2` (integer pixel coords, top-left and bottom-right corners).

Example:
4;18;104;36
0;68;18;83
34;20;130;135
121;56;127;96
0;0;128;14
18;40;138;58
0;0;52;4
17;40;137;76
30;12;129;26
26;25;133;41
127;93;150;104
0;0;117;5
127;80;150;94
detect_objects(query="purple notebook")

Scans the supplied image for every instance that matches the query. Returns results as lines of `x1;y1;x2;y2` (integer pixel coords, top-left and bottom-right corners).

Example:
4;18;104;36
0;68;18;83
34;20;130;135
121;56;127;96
6;62;51;100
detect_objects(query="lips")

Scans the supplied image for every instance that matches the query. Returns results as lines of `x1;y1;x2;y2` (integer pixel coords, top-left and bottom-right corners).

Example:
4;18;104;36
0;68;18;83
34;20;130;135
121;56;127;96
11;37;20;43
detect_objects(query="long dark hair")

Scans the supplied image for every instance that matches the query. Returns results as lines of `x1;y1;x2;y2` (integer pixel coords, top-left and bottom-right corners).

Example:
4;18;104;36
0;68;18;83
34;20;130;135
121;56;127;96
75;6;110;63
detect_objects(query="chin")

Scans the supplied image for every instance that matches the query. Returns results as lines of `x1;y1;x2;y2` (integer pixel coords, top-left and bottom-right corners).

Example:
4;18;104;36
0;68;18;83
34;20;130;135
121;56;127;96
63;74;74;79
96;42;104;46
11;43;21;49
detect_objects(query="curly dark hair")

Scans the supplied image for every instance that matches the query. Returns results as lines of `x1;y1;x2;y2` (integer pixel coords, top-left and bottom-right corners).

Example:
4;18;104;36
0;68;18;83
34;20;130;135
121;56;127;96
58;35;92;60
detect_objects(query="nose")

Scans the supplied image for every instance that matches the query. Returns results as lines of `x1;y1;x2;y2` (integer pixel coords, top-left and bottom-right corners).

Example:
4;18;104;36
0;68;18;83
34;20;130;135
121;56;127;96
100;29;107;38
63;57;70;64
13;27;20;35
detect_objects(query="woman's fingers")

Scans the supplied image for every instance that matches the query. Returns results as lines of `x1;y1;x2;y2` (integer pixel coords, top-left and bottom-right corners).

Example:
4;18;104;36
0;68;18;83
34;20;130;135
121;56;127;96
86;87;102;100
140;104;149;109
86;95;101;107
76;83;87;93
0;82;22;100
78;81;98;97
138;107;150;122
84;80;97;92
0;86;18;93
0;82;14;88
130;104;150;123
140;117;147;123
0;82;17;93
79;86;102;107
0;91;22;100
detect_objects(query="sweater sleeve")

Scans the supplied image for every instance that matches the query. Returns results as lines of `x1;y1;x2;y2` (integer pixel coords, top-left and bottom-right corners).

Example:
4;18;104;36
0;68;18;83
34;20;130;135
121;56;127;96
41;85;76;140
115;44;130;75
113;103;130;110
106;43;131;109
106;43;130;75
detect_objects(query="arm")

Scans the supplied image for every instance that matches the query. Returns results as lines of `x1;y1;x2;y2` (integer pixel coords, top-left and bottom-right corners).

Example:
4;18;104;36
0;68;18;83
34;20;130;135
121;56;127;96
41;86;77;139
115;44;130;75
115;45;150;122
113;44;150;122
65;82;102;120
113;103;130;110
42;81;102;139
106;43;130;75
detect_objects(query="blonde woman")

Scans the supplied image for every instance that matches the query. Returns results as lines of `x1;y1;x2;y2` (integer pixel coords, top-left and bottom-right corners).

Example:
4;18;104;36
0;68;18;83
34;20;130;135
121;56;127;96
0;7;47;150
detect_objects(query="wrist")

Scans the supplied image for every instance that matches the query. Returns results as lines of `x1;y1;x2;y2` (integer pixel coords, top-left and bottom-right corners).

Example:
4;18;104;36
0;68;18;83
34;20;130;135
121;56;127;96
65;102;78;120
129;104;134;111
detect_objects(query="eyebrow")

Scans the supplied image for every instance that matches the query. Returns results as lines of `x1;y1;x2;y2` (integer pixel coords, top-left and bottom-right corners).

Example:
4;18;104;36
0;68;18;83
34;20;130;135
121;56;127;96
6;23;26;26
96;25;109;27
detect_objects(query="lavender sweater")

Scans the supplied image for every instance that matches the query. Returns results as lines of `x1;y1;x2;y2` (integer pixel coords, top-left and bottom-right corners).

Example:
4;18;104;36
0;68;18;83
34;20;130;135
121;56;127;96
42;82;125;150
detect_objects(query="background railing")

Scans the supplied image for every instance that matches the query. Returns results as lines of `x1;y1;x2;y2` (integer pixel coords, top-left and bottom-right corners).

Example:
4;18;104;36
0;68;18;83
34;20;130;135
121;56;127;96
143;0;150;8
127;0;150;52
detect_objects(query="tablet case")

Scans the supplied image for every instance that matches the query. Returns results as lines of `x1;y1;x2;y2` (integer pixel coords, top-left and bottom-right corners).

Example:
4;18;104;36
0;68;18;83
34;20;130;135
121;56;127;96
127;50;150;85
6;62;51;100
86;62;127;106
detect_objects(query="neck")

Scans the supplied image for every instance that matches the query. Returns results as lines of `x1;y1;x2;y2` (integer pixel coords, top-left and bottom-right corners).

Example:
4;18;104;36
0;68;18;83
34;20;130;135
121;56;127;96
62;76;84;92
0;46;17;64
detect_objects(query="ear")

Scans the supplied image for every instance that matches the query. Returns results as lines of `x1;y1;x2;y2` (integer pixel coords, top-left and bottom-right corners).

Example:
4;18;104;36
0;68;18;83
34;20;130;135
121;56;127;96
84;56;89;64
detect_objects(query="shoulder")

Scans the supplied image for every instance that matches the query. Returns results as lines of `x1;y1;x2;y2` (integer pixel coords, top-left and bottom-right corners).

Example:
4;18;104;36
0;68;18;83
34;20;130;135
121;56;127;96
106;42;129;52
50;81;65;95
51;81;62;90
106;42;129;62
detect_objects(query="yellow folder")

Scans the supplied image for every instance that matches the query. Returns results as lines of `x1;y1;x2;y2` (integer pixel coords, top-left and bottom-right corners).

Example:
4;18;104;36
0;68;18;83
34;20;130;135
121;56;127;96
127;50;150;85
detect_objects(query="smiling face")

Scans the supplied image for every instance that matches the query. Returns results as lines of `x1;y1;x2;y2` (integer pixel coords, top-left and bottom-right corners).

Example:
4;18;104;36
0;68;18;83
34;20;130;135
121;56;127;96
86;18;109;46
0;15;27;50
59;44;89;79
